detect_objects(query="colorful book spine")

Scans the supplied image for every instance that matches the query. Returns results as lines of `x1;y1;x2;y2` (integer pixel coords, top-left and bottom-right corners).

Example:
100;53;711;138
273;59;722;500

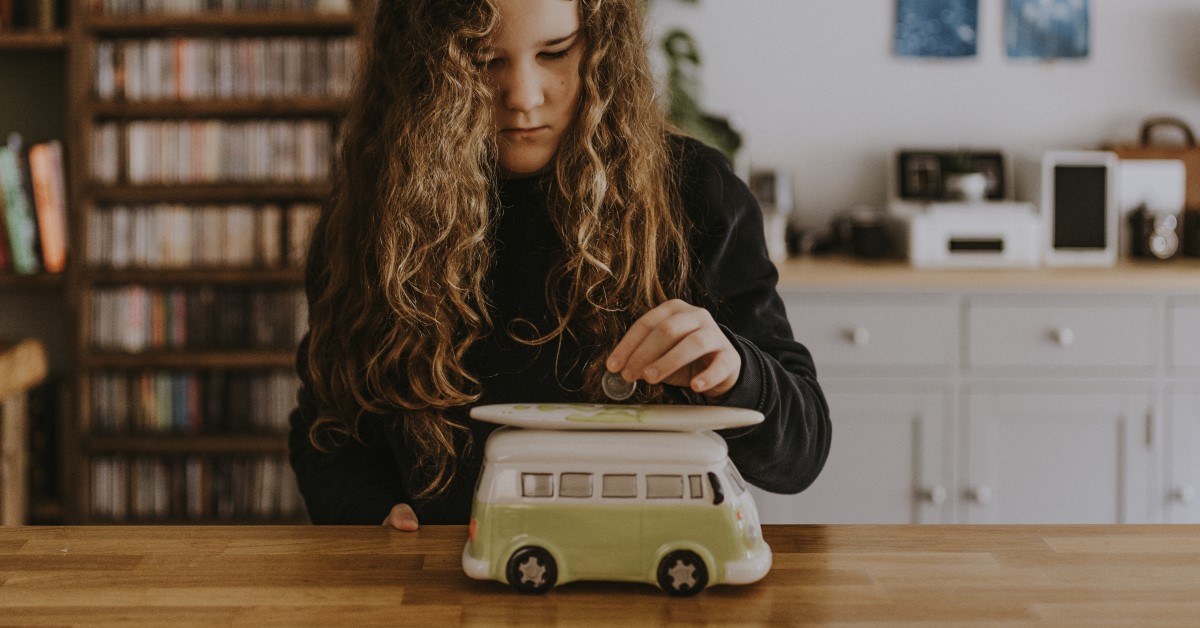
28;140;69;273
0;134;42;275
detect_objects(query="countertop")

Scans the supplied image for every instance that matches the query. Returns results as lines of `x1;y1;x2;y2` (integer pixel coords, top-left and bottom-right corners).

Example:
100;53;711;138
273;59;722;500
775;256;1200;292
2;524;1198;625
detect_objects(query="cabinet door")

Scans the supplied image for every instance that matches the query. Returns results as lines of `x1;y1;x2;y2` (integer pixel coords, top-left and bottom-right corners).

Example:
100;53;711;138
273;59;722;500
962;386;1155;524
750;384;953;524
1166;387;1200;523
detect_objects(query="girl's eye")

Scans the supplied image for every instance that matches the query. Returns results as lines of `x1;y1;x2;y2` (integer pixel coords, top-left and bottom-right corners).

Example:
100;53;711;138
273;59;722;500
539;49;571;60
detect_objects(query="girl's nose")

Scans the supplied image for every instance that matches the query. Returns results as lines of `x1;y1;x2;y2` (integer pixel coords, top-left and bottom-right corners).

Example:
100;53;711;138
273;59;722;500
500;61;545;113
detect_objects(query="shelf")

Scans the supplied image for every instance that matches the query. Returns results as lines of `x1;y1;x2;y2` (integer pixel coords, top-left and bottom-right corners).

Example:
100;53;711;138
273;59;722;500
82;432;288;455
85;268;304;285
89;98;351;119
27;498;63;524
85;12;355;35
88;183;331;204
82;514;309;525
0;31;68;51
85;13;358;36
0;272;65;290
83;350;295;370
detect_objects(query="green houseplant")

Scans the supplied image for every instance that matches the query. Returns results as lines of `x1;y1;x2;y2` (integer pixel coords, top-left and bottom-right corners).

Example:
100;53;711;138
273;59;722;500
647;0;742;160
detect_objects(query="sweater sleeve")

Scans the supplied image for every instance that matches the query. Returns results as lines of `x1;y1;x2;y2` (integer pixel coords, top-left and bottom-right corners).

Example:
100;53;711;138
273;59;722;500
678;137;832;495
287;332;409;524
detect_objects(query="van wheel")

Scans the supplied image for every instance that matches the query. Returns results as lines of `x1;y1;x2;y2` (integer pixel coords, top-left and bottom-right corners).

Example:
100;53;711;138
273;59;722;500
506;546;557;594
657;550;708;596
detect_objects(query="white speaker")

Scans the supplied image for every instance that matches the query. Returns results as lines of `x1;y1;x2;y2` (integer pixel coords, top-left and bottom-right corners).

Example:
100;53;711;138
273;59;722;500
1040;150;1119;267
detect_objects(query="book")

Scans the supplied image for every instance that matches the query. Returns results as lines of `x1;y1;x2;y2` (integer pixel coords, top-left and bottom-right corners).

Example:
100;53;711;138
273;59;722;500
0;189;11;272
28;140;69;273
0;133;42;275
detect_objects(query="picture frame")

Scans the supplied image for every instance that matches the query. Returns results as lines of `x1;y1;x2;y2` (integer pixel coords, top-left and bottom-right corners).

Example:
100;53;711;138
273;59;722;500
1040;150;1119;267
897;151;943;200
896;150;1007;201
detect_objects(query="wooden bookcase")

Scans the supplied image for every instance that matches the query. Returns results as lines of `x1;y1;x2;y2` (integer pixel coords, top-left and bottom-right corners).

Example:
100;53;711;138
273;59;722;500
63;0;363;523
0;21;71;524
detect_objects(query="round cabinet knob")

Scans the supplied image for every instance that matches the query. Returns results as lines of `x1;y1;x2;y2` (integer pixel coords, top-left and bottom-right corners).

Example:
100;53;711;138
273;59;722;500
1051;327;1075;347
966;486;992;504
1173;486;1197;504
846;327;870;347
918;486;947;506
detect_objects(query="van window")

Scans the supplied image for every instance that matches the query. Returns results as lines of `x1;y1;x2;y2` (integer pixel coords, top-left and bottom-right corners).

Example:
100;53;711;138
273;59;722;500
724;461;747;495
707;471;724;505
688;474;704;499
522;473;554;498
560;472;593;498
602;474;637;498
646;475;683;499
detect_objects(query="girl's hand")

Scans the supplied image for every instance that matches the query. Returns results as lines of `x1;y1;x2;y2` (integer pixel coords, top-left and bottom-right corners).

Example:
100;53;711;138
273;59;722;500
606;299;741;401
383;503;420;531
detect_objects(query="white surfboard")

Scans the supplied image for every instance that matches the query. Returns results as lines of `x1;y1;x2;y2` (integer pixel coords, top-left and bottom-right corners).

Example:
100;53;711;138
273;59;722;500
468;403;763;432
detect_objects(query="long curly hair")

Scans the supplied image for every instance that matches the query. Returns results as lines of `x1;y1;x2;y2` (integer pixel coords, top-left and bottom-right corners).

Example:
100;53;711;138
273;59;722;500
305;0;690;498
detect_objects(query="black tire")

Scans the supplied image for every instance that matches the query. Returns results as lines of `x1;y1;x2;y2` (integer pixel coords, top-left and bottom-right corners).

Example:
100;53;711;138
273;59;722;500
505;546;558;594
657;550;708;596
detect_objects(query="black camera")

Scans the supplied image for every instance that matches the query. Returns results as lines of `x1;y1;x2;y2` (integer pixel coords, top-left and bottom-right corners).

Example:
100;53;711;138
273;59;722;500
1128;205;1180;260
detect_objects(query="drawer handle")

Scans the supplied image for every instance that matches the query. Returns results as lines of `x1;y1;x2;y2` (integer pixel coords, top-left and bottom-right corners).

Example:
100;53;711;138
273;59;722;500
1173;486;1197;504
1051;327;1075;347
917;486;947;506
845;327;870;347
965;485;992;504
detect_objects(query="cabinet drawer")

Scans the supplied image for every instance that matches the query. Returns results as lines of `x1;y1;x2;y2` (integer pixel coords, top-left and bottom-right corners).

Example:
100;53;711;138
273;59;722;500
967;299;1157;369
1170;303;1200;369
784;299;958;369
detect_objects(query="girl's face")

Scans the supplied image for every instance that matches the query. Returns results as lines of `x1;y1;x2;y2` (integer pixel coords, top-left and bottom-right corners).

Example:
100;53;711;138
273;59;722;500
481;0;583;177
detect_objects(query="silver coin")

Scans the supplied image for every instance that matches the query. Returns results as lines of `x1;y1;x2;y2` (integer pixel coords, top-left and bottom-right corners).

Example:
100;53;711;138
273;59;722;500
601;370;637;401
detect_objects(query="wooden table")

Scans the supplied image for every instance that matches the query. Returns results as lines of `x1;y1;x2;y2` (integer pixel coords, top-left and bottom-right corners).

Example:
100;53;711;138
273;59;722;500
2;525;1199;625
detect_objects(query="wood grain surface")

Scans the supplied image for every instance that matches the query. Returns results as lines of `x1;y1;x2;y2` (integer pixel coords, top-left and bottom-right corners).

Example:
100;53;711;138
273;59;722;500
2;525;1199;625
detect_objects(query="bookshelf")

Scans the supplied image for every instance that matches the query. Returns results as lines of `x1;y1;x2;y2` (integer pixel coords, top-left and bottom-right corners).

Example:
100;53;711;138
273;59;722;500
0;31;68;50
65;0;362;523
1;9;71;524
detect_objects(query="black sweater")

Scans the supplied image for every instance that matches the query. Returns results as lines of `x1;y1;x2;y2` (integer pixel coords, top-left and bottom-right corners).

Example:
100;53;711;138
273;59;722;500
288;136;831;525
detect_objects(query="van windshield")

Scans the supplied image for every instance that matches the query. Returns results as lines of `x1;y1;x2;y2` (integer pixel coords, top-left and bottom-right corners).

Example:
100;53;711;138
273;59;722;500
724;462;747;496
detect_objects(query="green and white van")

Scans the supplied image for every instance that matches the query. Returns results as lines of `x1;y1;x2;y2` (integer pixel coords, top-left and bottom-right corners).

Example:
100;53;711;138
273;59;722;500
462;404;771;596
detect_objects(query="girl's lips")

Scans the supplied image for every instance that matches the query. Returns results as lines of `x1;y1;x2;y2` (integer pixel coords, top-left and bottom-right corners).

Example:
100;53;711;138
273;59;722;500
501;126;549;138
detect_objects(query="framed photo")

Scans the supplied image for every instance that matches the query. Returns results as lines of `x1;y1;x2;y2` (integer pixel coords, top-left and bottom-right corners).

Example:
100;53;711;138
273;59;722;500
897;151;943;199
897;150;1007;200
969;151;1006;200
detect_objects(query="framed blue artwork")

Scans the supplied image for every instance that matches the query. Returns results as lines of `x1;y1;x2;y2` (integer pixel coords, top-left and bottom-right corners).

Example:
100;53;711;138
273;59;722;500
895;0;979;58
1006;0;1090;59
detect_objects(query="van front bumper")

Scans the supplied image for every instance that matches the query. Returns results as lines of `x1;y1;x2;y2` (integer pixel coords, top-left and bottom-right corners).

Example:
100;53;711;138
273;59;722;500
723;544;772;585
461;543;491;581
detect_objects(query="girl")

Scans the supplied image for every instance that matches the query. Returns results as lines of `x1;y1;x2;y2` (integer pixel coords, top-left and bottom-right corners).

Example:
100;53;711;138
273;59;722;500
289;0;830;529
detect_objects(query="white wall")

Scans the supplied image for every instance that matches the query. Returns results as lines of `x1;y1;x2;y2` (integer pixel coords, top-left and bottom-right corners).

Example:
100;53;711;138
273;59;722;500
649;0;1200;225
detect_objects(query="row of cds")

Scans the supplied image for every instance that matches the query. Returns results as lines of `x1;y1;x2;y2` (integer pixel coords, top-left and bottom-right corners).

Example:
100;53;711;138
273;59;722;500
91;0;351;15
91;119;334;185
89;454;304;522
90;285;307;352
94;37;357;102
86;203;320;269
89;369;299;434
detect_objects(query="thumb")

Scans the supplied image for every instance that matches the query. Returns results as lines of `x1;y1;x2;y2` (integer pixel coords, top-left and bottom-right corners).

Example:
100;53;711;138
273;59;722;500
383;503;420;531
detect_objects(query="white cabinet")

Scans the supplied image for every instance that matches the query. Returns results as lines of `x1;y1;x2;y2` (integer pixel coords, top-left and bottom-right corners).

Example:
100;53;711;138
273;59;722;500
752;383;952;524
961;386;1154;524
765;264;1196;524
1165;388;1200;523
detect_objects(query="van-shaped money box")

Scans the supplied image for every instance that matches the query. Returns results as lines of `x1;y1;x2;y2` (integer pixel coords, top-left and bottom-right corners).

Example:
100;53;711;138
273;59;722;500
462;403;771;596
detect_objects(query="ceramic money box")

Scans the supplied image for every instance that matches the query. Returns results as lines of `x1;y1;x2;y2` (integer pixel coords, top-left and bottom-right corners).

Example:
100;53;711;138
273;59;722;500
461;403;772;596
